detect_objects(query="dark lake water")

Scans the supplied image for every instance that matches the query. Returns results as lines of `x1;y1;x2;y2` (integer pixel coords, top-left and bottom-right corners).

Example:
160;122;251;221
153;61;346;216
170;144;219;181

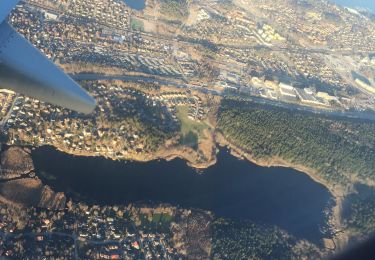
123;0;146;10
32;146;333;244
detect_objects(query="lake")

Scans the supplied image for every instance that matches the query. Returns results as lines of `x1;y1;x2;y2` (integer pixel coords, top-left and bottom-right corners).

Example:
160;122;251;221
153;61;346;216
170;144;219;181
123;0;146;11
332;0;375;13
32;146;333;244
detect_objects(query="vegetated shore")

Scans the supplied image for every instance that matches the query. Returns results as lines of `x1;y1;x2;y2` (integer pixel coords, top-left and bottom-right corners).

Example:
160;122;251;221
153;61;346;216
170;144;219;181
48;141;217;169
45;125;218;170
28;128;350;251
214;132;350;252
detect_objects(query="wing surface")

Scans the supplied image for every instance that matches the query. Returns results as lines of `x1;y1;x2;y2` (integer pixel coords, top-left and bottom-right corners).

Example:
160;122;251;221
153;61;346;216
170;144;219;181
0;1;96;114
0;0;21;24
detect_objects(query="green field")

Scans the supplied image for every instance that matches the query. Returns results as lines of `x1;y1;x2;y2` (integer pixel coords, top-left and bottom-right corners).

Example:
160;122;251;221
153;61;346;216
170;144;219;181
152;213;174;223
139;213;174;233
130;18;144;31
176;106;208;147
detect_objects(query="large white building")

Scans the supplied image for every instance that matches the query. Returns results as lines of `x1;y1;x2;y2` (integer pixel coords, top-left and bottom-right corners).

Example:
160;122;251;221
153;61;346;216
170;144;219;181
279;82;297;98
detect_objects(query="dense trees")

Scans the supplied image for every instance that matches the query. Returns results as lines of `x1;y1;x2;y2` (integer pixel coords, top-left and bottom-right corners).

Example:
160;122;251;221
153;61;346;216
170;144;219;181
343;184;375;237
211;219;321;259
217;99;375;189
217;99;375;240
159;0;189;20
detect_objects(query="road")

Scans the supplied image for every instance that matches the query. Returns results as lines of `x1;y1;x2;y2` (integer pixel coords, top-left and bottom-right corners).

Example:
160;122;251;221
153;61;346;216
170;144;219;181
238;94;375;121
72;73;375;122
16;2;375;123
0;230;79;259
0;94;19;132
23;1;375;58
71;73;222;95
0;228;154;260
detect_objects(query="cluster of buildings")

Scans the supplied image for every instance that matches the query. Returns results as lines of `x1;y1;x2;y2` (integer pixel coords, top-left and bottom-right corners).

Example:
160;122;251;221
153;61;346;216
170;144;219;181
182;5;264;47
1;82;179;159
65;0;130;29
4;0;375;129
151;92;205;121
0;70;214;159
28;0;130;30
11;0;177;76
257;23;285;43
181;2;291;49
173;49;198;79
0;206;18;242
251;77;339;106
252;0;375;51
68;47;182;78
0;90;16;118
0;203;183;259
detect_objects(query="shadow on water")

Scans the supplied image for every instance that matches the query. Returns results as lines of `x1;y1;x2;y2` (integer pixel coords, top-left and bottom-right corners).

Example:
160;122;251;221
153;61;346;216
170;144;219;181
32;146;333;244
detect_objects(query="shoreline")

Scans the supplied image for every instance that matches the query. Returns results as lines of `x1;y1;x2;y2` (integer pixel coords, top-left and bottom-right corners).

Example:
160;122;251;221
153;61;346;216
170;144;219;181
26;132;350;251
214;132;350;251
39;142;217;169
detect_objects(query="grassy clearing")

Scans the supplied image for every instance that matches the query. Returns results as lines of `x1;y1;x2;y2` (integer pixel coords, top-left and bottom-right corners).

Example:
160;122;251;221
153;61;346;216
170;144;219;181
176;106;207;135
139;213;174;233
131;18;144;31
152;213;174;223
176;106;208;147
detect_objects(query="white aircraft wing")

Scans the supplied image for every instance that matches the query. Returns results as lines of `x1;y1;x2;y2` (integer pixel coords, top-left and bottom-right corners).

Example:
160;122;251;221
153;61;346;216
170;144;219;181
0;0;96;114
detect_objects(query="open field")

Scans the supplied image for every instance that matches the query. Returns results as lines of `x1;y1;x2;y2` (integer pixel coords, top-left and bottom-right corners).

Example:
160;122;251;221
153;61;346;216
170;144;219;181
176;106;208;147
131;18;144;31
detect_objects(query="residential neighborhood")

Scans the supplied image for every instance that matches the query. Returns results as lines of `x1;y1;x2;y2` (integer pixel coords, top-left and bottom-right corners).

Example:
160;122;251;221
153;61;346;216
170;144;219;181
0;201;207;259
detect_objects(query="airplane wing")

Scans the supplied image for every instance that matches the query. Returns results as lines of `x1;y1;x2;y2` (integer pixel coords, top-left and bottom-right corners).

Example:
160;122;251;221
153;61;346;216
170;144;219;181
0;0;21;23
0;0;96;114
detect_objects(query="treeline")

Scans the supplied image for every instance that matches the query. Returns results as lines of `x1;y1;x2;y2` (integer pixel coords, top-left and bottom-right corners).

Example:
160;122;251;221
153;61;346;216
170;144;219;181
211;218;321;259
110;99;178;152
131;116;175;152
343;184;375;237
217;99;375;188
83;82;178;153
160;0;189;20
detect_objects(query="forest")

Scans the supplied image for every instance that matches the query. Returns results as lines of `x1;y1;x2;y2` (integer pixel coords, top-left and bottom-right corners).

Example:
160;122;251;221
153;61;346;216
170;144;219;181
217;99;375;240
211;218;321;259
217;99;375;189
159;0;189;20
343;184;375;238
